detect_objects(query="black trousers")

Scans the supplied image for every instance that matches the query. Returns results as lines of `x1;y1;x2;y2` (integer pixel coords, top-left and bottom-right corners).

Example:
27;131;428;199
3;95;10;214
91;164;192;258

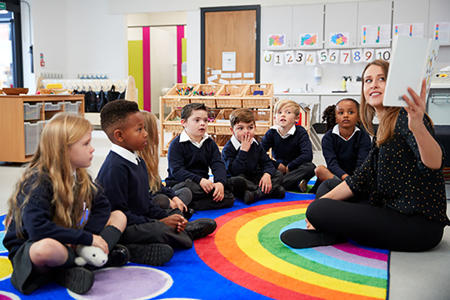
121;220;192;249
306;198;444;251
227;170;283;198
281;162;316;191
172;179;235;210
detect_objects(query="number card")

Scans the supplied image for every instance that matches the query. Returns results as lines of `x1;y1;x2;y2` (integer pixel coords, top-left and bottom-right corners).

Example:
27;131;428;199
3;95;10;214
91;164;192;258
305;52;316;65
363;49;374;62
340;50;351;64
285;51;295;65
352;49;363;63
273;52;283;66
317;50;328;64
294;51;305;64
263;51;273;64
328;50;339;64
375;48;391;61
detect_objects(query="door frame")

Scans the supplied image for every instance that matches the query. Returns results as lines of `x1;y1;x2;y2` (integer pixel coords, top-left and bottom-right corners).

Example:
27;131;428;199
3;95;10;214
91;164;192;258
200;5;261;84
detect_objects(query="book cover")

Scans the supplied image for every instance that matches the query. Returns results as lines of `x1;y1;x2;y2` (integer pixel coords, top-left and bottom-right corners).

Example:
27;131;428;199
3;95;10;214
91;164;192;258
383;36;439;107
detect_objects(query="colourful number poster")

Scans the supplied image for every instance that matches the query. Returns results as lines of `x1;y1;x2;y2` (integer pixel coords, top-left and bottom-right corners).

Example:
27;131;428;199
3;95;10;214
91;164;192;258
361;24;390;46
267;34;286;48
299;33;318;47
434;22;450;43
393;23;424;38
329;32;349;47
263;51;273;64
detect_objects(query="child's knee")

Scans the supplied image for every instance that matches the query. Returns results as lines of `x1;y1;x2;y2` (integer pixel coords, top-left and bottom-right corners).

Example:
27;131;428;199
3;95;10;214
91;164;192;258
30;238;66;265
109;210;127;232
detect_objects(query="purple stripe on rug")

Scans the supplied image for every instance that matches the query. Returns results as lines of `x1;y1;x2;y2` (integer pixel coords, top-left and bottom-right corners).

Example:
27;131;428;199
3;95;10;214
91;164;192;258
314;246;387;270
333;243;388;261
68;266;172;299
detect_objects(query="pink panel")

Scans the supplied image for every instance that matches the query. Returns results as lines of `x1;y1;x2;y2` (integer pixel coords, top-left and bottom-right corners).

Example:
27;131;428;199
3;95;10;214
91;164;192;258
177;26;184;84
143;27;151;111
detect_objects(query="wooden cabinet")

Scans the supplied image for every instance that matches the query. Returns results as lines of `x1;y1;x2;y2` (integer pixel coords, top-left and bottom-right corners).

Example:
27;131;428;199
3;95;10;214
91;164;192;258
0;95;85;163
159;83;273;156
324;2;358;48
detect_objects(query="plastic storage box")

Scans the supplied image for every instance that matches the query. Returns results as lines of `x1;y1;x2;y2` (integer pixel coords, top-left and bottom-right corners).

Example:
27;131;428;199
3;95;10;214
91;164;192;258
64;101;81;114
23;103;42;121
44;102;62;111
24;120;45;155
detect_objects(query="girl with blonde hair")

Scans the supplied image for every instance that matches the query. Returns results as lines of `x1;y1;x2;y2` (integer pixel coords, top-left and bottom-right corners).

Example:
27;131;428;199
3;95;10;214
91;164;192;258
3;113;127;295
282;59;449;251
138;111;193;218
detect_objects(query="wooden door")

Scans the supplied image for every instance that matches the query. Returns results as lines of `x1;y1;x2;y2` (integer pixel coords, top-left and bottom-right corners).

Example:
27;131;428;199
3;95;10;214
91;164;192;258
202;7;260;84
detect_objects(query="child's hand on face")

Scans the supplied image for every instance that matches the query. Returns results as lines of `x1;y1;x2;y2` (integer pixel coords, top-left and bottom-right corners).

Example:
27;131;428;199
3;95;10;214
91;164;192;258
212;182;224;202
259;173;272;194
170;196;187;212
161;214;187;232
240;133;252;152
200;178;214;194
92;234;109;254
278;163;287;174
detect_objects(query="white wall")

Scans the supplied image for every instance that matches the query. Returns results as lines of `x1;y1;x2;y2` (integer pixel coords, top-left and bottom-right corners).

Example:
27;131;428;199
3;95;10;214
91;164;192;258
25;0;127;85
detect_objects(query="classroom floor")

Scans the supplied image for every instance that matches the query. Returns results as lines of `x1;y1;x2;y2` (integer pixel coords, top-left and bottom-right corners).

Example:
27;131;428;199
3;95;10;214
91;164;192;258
0;130;449;299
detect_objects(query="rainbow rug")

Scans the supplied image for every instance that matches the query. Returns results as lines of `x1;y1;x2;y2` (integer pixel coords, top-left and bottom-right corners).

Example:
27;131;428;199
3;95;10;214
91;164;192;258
0;193;389;299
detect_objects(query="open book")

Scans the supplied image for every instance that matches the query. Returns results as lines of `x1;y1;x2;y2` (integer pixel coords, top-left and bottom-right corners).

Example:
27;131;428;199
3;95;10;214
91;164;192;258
383;36;439;107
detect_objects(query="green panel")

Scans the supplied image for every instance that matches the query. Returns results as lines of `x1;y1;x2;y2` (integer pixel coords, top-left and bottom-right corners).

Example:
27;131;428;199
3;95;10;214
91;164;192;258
128;40;143;109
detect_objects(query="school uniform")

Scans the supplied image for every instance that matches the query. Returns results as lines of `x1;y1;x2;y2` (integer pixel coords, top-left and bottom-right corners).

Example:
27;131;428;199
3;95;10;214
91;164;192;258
307;109;450;251
3;172;110;294
316;125;371;198
165;130;234;210
96;144;192;249
222;135;283;199
261;124;315;191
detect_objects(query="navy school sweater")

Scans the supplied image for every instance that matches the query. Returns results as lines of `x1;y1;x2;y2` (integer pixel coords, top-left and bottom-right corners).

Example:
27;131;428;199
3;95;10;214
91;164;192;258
321;127;372;179
222;139;276;179
261;125;313;171
165;136;227;187
96;151;168;226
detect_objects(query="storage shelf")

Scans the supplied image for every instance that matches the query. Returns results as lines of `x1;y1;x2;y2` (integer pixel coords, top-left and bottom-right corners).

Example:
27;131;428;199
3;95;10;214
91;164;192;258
159;83;274;156
0;95;85;162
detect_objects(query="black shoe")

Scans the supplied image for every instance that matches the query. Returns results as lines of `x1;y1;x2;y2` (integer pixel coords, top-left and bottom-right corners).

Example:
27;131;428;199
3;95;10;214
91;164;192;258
127;243;174;266
185;218;217;240
243;190;255;204
55;267;94;294
183;208;195;220
104;244;129;268
270;186;286;199
280;228;345;249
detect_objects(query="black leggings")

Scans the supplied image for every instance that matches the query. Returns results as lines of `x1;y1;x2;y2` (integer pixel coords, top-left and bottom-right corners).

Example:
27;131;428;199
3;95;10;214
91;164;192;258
306;198;444;251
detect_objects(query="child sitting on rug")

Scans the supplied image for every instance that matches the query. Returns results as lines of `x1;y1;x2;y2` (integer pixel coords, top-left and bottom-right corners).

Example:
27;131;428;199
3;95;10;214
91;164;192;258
96;100;217;266
137;111;194;219
165;103;235;210
3;113;128;295
261;100;316;192
281;60;450;251
314;98;371;198
222;108;285;204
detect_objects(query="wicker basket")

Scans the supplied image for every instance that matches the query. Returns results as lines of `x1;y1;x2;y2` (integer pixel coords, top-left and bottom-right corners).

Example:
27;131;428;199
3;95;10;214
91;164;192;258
254;109;271;136
215;84;248;108
212;109;232;135
162;83;197;108
242;83;273;108
190;84;223;108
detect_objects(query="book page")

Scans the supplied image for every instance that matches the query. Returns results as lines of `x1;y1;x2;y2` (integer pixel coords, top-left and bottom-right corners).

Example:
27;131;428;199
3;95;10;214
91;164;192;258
383;36;439;107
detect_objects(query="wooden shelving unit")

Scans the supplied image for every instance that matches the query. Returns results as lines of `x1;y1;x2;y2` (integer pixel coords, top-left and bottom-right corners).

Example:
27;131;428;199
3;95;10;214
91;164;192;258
159;83;273;156
0;94;85;163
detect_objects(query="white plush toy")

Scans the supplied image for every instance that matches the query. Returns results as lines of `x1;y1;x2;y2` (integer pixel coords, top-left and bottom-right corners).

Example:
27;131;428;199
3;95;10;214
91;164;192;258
74;245;108;267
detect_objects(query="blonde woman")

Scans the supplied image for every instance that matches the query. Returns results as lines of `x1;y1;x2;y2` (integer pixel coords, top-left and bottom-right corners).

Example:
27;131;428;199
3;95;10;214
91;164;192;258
3;113;127;295
282;60;449;251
